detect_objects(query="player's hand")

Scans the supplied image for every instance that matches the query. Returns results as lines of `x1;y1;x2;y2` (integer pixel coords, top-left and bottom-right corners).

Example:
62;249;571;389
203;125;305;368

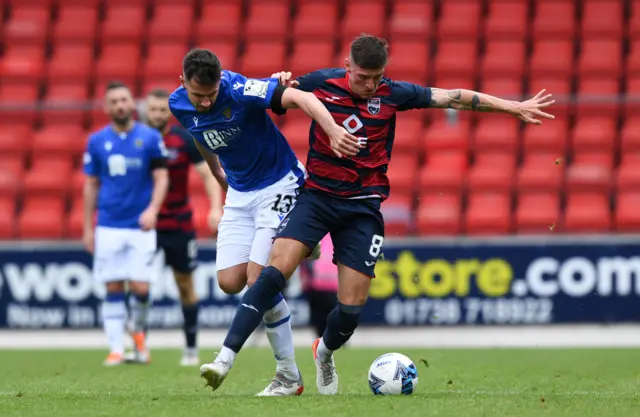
83;228;94;254
270;71;299;88
511;89;555;125
327;125;362;158
139;208;158;231
207;207;223;234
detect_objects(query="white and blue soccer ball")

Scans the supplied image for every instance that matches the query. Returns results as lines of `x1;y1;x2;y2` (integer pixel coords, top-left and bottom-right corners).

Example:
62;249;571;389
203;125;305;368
368;352;419;395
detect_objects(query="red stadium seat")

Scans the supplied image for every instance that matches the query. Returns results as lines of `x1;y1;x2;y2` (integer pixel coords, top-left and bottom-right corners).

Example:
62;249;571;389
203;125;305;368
576;78;620;118
571;116;616;155
0;164;20;200
191;195;213;239
527;77;571;117
53;6;98;45
280;119;309;155
627;40;640;78
419;151;467;195
71;169;85;198
142;42;187;82
0;125;31;158
30;125;85;157
17;196;66;239
522;119;568;155
341;0;385;40
95;44;141;89
615;192;640;232
148;5;193;43
387;154;419;195
615;154;640;193
437;1;481;40
417;193;462;236
41;83;90;126
515;193;560;234
100;6;146;44
483;0;528;40
7;0;53;7
141;78;180;97
625;76;640;119
196;41;237;71
474;118;520;156
465;193;512;235
0;198;16;238
578;40;622;78
563;192;611;233
0;45;45;84
621;117;640;152
565;153;612;197
3;6;50;48
386;41;429;83
394;112;424;154
197;2;242;43
47;44;93;83
389;1;433;40
434;40;478;79
517;153;563;194
22;156;73;198
293;1;339;40
240;42;286;79
244;1;290;41
631;1;640;39
0;82;39;125
580;0;623;40
480;78;522;99
382;193;413;237
66;197;84;238
532;0;576;39
423;119;469;153
481;40;525;79
57;0;101;5
466;153;516;194
289;41;334;77
529;40;574;78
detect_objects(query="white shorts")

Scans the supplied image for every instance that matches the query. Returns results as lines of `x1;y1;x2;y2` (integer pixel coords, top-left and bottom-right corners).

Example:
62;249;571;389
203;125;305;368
216;162;305;270
93;226;157;283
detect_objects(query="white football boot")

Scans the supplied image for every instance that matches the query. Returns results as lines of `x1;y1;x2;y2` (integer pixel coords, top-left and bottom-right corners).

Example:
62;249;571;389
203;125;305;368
180;348;200;367
312;338;338;395
256;372;304;396
200;354;231;392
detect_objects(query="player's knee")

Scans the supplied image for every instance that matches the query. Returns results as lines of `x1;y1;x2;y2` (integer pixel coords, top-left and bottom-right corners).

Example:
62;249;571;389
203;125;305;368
128;281;149;297
268;238;309;278
337;264;371;306
246;262;264;288
105;281;125;294
217;265;248;295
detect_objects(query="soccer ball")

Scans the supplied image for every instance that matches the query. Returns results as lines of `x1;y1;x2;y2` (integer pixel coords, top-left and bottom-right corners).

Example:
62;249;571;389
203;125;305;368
368;352;419;395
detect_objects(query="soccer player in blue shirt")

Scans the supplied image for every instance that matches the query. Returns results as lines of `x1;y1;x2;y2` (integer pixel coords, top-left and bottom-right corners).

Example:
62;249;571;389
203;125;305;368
83;81;170;366
169;49;358;396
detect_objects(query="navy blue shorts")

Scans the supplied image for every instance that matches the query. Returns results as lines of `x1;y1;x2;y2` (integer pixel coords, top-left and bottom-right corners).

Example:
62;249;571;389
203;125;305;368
157;230;198;273
275;189;385;277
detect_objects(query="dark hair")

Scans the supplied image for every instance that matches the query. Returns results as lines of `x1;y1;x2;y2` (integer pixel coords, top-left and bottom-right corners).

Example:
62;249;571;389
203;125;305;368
105;80;129;92
182;48;222;86
350;34;389;70
147;88;170;99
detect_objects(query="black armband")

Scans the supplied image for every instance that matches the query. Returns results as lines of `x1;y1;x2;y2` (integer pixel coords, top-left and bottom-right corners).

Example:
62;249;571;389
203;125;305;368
270;84;288;115
150;157;167;170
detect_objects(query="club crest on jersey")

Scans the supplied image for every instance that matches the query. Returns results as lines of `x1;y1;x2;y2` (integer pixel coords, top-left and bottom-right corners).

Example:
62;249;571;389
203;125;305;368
135;139;143;148
367;98;381;115
223;108;232;120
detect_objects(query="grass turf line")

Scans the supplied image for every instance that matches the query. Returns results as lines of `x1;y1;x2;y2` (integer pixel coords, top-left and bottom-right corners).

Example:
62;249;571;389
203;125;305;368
0;348;639;417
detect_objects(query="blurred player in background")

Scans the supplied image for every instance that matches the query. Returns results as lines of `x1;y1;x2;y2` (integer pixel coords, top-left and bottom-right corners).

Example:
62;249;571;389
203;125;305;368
208;34;556;394
169;49;357;396
132;88;223;366
83;81;169;366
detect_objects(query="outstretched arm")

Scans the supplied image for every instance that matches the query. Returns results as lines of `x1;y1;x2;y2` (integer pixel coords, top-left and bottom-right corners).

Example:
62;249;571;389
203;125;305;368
429;88;555;125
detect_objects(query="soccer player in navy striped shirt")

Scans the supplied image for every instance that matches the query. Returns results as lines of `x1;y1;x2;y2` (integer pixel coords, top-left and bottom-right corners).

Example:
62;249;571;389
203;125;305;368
216;34;555;395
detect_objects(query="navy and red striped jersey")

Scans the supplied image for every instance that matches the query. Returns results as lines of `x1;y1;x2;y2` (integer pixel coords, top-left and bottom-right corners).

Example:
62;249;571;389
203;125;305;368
157;125;204;232
295;68;431;200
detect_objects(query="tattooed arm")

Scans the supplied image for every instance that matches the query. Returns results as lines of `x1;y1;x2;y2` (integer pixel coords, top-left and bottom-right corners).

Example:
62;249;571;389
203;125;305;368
429;88;556;124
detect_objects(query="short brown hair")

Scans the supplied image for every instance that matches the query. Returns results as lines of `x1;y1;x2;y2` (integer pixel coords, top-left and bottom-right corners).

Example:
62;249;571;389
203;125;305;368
350;34;389;70
147;88;170;99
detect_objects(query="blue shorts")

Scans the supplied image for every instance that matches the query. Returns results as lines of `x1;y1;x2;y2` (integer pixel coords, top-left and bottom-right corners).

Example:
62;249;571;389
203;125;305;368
157;230;198;273
275;189;385;277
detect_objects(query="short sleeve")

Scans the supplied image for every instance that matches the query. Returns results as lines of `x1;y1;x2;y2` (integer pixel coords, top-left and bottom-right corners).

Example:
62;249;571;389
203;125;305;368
233;73;280;109
149;131;169;160
83;136;100;176
184;136;204;164
389;81;432;111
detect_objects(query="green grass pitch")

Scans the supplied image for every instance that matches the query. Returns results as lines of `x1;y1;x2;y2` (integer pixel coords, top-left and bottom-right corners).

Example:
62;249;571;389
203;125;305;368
1;348;639;417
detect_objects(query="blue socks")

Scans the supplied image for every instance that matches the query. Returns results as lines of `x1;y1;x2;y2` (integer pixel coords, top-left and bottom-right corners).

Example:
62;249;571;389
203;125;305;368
322;303;363;350
182;303;199;349
223;266;287;353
